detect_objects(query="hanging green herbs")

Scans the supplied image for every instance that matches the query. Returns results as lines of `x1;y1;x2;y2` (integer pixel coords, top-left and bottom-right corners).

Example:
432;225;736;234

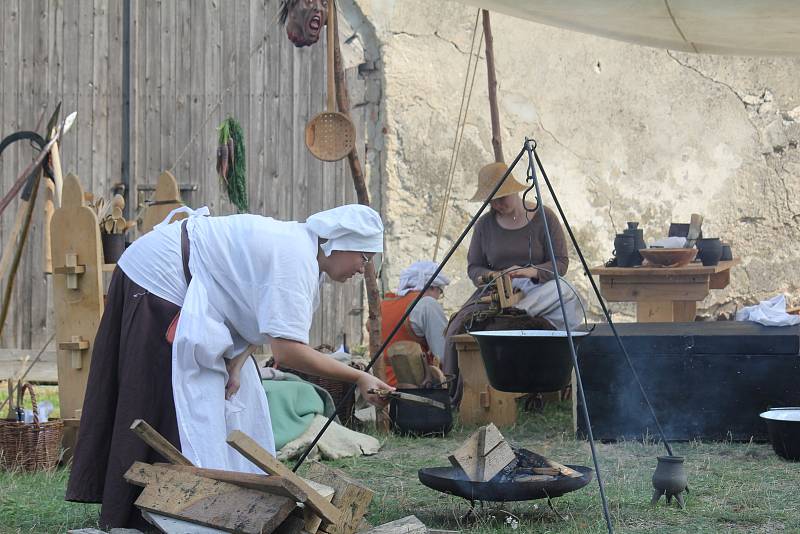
216;117;248;213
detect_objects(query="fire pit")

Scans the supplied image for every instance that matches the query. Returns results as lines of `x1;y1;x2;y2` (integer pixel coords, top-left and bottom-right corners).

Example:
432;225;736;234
418;447;593;504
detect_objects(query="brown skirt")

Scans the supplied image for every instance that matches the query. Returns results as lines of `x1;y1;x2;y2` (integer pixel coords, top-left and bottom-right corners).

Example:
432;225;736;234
65;268;181;530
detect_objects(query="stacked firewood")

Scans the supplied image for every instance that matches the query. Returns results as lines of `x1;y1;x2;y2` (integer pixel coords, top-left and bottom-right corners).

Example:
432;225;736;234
121;420;437;534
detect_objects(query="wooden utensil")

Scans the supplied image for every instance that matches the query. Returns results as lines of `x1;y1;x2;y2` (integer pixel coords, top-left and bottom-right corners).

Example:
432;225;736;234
304;0;355;162
111;193;125;211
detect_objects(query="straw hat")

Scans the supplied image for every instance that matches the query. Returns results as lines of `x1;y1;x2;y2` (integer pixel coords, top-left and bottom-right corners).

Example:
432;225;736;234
470;162;528;202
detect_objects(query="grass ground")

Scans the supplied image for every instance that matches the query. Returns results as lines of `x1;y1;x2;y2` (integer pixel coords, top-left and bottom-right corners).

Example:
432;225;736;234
0;389;798;533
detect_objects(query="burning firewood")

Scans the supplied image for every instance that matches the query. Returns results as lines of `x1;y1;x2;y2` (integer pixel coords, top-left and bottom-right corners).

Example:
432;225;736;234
448;423;582;483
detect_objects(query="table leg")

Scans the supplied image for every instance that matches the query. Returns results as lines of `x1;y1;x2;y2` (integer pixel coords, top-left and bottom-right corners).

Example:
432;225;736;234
672;301;697;322
637;301;674;322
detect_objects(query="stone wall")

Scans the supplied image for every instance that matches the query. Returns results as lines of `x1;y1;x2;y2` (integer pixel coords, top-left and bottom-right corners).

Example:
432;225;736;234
348;0;800;320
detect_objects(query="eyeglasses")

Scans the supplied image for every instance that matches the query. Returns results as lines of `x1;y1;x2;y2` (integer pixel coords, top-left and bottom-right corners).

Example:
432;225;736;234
361;253;372;265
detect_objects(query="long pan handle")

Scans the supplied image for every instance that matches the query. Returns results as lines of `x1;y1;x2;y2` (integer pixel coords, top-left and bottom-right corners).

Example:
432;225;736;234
326;0;336;112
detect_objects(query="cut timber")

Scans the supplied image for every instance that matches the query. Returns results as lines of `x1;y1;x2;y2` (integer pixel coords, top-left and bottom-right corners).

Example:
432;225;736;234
305;461;375;534
153;463;309;501
126;463;295;534
522;450;582;479
140;171;186;234
226;430;342;528
130;419;192;465
358;515;427;534
449;424;515;482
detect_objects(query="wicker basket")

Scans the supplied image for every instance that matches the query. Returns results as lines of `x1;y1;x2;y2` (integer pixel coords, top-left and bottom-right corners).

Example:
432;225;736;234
0;383;63;471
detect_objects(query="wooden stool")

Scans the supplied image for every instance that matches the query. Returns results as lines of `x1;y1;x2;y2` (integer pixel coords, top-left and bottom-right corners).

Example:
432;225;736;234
452;334;517;428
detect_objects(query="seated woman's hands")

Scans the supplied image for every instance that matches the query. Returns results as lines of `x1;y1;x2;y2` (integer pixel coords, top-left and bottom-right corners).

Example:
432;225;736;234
504;265;539;281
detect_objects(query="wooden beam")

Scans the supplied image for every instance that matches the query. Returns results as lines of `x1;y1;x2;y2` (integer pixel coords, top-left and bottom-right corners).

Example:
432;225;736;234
306;461;374;534
226;430;342;528
0;349;57;383
130;419;192;466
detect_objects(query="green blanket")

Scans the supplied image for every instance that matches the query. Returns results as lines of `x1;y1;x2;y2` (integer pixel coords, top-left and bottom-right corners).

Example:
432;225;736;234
262;379;328;450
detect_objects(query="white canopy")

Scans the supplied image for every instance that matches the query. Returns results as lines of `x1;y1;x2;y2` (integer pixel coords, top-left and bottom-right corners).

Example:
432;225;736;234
461;0;800;56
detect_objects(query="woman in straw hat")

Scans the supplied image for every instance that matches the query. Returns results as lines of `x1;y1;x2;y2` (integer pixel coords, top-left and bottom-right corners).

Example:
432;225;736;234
442;162;581;404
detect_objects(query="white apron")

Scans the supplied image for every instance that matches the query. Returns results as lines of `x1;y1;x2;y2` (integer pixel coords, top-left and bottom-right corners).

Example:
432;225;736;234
168;210;320;471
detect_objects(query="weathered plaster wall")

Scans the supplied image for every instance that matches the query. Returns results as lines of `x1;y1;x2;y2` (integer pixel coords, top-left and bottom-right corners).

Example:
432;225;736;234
350;0;800;320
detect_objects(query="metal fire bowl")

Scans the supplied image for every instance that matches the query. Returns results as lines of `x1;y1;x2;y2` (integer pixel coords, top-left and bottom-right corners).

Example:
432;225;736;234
418;465;593;502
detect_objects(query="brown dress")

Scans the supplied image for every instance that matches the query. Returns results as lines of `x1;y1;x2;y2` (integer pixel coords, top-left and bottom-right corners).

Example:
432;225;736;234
65;267;182;530
443;205;568;403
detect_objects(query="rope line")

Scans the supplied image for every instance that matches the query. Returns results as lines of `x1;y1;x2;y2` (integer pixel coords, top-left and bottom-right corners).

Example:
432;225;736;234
433;9;484;261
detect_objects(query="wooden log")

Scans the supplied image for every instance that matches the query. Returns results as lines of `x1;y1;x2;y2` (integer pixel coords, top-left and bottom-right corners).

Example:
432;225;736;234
226;430;342;528
130;419;192;466
449;424;515;482
126;463;295;534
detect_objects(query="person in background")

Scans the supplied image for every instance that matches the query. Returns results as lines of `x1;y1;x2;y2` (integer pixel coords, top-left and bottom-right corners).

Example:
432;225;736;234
443;162;580;403
381;260;450;387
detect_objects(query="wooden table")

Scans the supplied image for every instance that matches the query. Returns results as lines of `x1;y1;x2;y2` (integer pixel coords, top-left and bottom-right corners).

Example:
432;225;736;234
591;259;739;322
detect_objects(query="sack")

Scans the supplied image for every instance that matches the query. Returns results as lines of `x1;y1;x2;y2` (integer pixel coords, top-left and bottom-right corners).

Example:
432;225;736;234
0;383;63;471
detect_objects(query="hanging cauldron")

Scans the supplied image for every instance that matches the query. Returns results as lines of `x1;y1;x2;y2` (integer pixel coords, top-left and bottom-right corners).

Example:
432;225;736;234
469;330;590;393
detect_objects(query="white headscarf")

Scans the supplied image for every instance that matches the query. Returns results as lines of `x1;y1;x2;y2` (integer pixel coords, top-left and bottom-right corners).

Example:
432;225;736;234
306;204;384;256
397;260;450;296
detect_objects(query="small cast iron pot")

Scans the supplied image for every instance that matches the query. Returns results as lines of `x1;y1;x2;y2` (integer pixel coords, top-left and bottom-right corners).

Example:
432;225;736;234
760;408;800;461
469;330;590;393
389;388;453;436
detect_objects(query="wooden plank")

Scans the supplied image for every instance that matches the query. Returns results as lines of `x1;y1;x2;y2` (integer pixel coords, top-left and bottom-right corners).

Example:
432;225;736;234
202;0;220;212
92;0;109;199
142;510;228;534
174;0;192;190
160;0;176;182
305;461;374;534
0;349;56;383
77;0;94;188
107;0;123;215
130;419;192;466
359;516;427;534
152;463;309;501
591;259;739;277
128;463;296;534
51;174;104;426
709;268;731;290
599;278;709;302
226;430;342;528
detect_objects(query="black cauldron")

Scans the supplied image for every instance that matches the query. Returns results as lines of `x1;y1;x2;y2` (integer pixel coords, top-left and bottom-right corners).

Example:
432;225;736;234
469;330;590;393
760;408;800;461
389;388;453;436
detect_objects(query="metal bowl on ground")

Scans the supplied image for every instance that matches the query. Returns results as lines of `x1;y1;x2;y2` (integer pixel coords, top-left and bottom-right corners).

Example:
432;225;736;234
389;388;453;436
469;330;590;393
638;247;697;267
760;408;800;461
418;465;593;502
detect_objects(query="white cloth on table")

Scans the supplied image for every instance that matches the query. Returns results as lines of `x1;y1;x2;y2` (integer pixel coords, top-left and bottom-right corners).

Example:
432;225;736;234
735;294;800;327
409;296;448;361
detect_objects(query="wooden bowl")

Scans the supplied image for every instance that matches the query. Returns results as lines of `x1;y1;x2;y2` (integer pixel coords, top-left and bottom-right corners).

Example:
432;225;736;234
638;248;697;267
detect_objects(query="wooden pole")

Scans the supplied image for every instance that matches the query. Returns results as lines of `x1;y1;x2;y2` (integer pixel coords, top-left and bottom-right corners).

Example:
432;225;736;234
331;10;385;386
482;10;504;163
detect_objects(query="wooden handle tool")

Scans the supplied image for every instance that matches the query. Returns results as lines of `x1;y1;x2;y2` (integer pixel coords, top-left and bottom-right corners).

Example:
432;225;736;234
368;388;446;410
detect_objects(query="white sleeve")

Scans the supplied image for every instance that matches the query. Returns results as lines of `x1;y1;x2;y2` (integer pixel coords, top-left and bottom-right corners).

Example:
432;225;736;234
409;296;448;359
255;256;318;345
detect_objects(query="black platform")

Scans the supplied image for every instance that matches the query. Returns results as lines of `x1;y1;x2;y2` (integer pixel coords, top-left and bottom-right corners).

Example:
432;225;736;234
575;321;800;441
